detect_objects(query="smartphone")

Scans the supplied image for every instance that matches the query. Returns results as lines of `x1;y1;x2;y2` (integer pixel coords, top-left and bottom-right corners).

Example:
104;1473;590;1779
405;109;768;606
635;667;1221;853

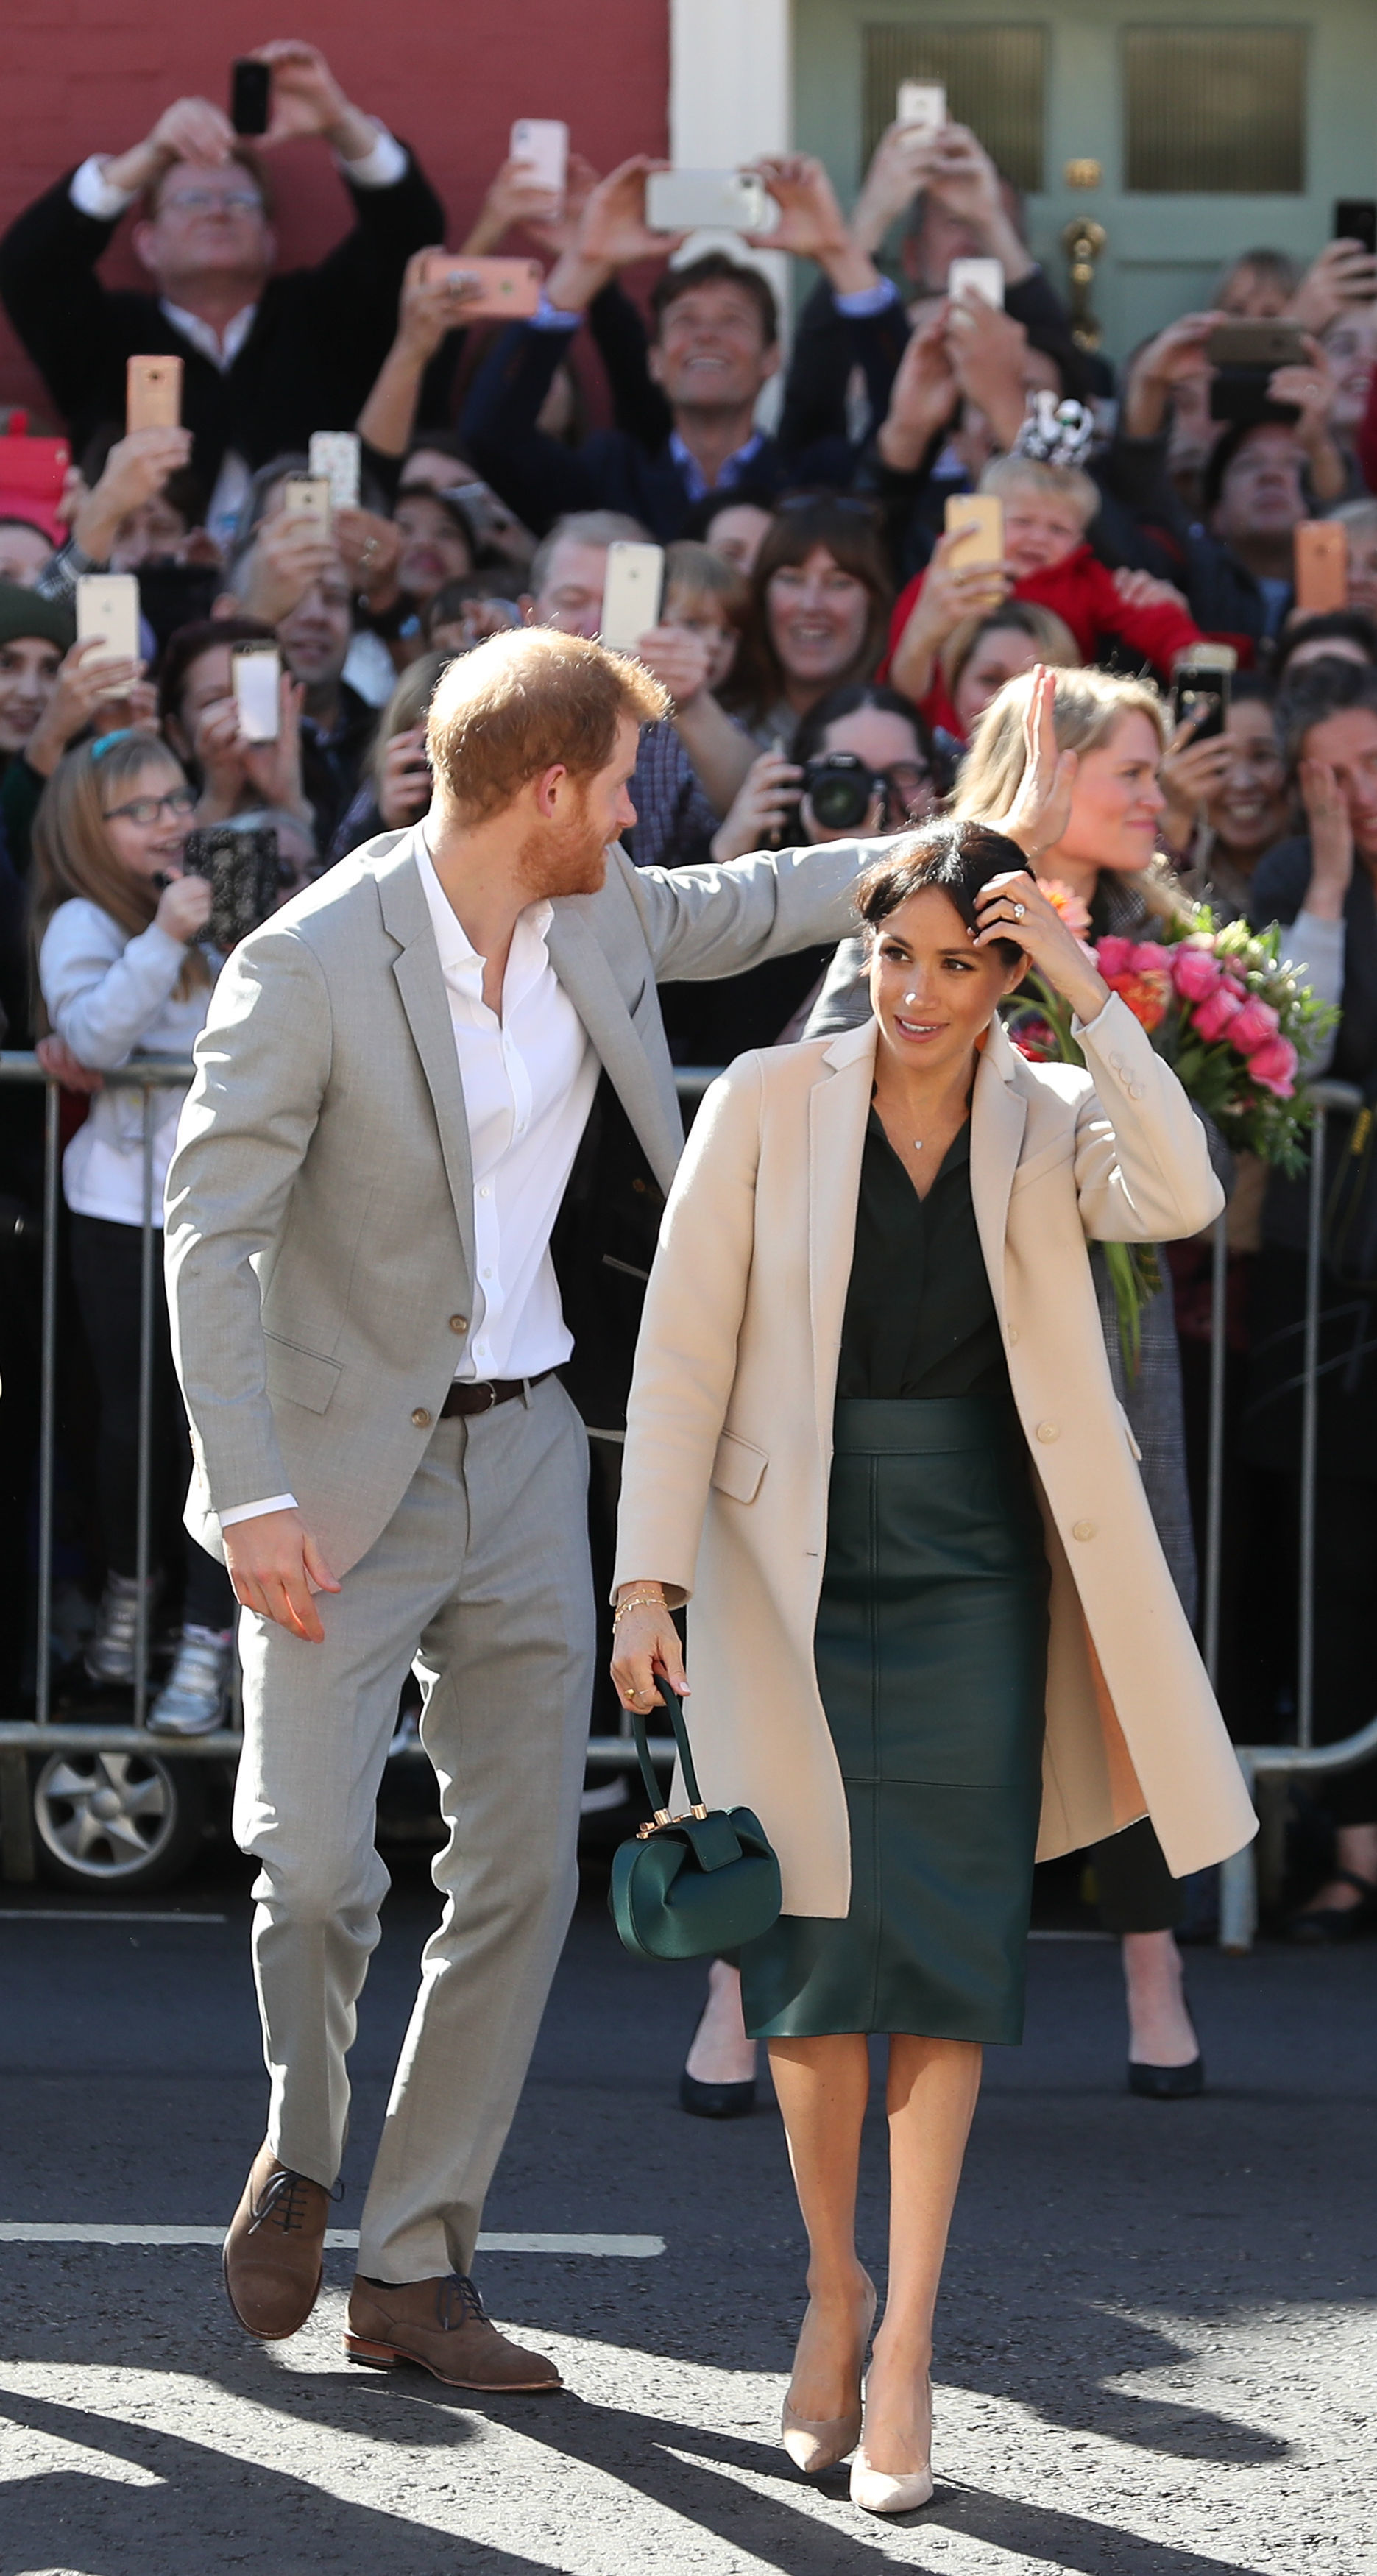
280;475;332;536
308;431;361;512
75;573;140;666
1206;320;1309;371
1334;199;1377;257
0;420;70;506
510;118;568;197
125;355;183;433
1294;520;1348;614
897;81;946;133
645;170;770;235
600;541;665;652
230;59;271;138
230;642;281;743
944;493;1003;570
418;253;543;319
947;257;1004;309
183;826;282;949
1170;643;1238;743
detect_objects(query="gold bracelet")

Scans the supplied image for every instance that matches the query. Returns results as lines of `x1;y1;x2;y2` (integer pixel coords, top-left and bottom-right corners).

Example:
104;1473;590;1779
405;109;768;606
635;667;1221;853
613;1591;666;1627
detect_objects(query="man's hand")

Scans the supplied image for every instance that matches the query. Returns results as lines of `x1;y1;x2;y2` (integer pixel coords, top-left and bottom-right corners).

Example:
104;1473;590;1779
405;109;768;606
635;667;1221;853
1121;311;1222;441
253;41;376;163
634;623;712;712
1269;334;1343;497
877;305;960;470
544;157;681;315
236;512;337;625
920;125;1033;283
745;153;879;297
72;426;194;565
850;120;940;257
102;97;235;197
25;638;146;779
387;247;479;367
222;1507;341;1643
461;155;564;257
946;292;1030;448
1287;238;1377;334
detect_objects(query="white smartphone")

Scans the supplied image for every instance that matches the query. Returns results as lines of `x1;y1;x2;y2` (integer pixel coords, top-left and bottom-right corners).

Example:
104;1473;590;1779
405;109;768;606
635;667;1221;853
75;573;140;667
897;81;946;133
308;431;361;512
281;474;332;534
600;541;665;652
231;641;282;743
948;256;1005;308
645;169;769;235
510;118;568;197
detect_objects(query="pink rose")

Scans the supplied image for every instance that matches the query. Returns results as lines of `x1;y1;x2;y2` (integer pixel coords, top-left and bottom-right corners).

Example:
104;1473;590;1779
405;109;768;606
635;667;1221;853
1192;984;1245;1042
1222;973;1247;1000
1094;935;1136;977
1130;940;1167;972
1230;997;1282;1053
1245;1036;1298;1097
1172;944;1224;1001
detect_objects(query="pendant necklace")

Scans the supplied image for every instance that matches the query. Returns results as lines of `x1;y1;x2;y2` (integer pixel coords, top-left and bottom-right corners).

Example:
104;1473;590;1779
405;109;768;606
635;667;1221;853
903;994;924;1149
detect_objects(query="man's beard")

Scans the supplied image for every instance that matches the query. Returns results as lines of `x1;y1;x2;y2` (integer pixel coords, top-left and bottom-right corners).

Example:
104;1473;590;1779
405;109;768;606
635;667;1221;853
514;786;610;902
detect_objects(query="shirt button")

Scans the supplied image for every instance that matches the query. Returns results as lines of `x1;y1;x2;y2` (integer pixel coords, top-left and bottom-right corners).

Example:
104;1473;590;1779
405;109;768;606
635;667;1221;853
481;1267;493;1281
450;1315;467;1334
478;1185;490;1199
1036;1421;1059;1442
411;1407;431;1429
1072;1520;1096;1540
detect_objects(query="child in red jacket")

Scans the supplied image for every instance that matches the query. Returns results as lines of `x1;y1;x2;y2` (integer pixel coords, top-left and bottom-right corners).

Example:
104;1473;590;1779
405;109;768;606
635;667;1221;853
885;453;1205;742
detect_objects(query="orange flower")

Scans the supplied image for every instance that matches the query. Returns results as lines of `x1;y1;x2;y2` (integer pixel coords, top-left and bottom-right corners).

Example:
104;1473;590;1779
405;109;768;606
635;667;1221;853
1105;965;1172;1033
1036;877;1093;938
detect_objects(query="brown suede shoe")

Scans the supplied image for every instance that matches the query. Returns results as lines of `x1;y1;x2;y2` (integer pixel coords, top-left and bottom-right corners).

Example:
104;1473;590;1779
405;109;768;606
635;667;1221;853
344;2272;562;2391
222;2142;332;2340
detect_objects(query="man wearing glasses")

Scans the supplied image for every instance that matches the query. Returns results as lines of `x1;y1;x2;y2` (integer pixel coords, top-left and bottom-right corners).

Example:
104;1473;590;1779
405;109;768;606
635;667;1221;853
0;41;443;545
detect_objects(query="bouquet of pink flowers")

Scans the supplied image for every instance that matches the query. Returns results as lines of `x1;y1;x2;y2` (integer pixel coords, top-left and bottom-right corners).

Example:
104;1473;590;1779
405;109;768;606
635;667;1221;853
1006;897;1337;1367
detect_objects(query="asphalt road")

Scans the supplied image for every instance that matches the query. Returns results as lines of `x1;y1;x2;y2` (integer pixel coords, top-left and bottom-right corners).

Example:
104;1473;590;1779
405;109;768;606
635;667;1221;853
0;1852;1372;2576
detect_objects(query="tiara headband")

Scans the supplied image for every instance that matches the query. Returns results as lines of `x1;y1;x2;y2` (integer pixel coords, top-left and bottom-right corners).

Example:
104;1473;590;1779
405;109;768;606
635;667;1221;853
1010;392;1096;472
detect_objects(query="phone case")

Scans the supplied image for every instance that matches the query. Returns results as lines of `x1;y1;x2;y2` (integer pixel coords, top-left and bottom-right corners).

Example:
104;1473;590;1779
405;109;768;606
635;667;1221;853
183;827;281;949
1294;522;1348;615
280;476;332;531
600;542;665;652
419;255;543;319
1206;321;1308;370
75;574;140;664
948;258;1004;309
231;645;281;742
0;432;71;505
645;171;769;235
510;119;568;193
308;433;361;512
230;60;271;138
897;82;946;132
944;495;1003;570
126;355;183;432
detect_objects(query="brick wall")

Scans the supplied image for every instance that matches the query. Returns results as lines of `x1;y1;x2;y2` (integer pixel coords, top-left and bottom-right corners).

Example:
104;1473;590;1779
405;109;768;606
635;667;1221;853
0;1;669;420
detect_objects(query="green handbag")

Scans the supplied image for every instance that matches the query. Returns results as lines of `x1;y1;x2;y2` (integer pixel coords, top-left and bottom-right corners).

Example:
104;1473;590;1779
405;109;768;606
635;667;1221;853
610;1673;782;1963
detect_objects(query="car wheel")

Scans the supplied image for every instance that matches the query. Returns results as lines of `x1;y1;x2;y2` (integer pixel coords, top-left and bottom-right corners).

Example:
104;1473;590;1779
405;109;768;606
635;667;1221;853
31;1749;207;1894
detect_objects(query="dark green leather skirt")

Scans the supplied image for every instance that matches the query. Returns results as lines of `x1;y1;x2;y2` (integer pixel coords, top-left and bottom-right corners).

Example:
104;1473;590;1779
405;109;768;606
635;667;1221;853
740;1395;1049;2046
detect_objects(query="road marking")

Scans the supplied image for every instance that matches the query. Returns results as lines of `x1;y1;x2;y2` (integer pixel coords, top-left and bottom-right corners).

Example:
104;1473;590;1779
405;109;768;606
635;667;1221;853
0;2225;663;2256
0;1909;227;1924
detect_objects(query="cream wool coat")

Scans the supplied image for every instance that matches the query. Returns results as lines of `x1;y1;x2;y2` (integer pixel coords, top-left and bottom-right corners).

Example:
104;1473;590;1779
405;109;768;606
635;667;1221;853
613;991;1257;1918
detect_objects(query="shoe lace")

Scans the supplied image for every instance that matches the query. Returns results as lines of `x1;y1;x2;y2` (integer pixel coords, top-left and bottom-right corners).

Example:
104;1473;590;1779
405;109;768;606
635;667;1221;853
436;2272;489;2330
249;2165;341;2236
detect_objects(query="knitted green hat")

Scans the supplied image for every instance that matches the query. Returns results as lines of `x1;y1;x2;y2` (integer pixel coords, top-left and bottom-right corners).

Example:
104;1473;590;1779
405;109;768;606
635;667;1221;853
0;578;75;652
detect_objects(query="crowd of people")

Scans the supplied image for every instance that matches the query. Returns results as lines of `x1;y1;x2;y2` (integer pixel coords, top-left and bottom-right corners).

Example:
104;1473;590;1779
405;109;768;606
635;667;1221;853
0;60;1374;1903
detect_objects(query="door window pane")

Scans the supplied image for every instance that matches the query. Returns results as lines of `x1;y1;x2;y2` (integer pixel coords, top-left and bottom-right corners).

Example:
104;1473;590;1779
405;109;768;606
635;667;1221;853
1123;29;1306;193
863;24;1047;191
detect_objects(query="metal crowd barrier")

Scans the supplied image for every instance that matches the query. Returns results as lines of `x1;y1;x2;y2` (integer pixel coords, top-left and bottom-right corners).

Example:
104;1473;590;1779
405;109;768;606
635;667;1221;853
1;1055;1374;1936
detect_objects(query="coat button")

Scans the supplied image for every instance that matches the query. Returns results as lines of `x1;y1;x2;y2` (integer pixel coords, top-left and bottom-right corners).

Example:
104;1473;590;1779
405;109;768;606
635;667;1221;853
1036;1420;1059;1442
1108;1052;1123;1071
411;1406;431;1429
1130;1081;1146;1100
1072;1519;1096;1540
450;1314;467;1334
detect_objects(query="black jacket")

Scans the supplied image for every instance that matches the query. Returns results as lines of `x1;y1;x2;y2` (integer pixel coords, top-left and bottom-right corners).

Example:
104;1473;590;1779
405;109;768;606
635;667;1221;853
0;153;445;491
459;281;905;540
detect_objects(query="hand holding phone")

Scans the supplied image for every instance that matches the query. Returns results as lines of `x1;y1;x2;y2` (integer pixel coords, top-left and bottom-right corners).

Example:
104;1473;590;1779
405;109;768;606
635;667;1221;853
230;60;271;137
418;254;543;319
126;356;183;433
231;643;282;743
897;82;946;134
308;432;361;512
1294;520;1348;614
510;118;568;201
280;475;333;537
1170;643;1237;743
644;171;770;235
76;573;141;668
944;494;1004;570
947;258;1004;310
600;542;665;651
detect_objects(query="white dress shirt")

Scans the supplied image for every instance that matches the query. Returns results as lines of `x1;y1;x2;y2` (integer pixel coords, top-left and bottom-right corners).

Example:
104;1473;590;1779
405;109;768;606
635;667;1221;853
220;838;598;1529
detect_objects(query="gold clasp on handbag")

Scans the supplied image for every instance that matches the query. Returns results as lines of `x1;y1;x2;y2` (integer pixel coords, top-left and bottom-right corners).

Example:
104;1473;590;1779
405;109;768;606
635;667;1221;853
635;1803;709;1840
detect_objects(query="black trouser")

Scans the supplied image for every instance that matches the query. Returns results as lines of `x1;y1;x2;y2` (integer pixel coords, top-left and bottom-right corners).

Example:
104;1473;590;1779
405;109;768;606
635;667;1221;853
1089;1817;1185;1934
68;1213;233;1631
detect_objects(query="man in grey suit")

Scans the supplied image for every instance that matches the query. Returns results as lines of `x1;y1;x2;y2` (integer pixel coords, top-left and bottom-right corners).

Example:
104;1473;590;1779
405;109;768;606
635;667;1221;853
166;626;871;2390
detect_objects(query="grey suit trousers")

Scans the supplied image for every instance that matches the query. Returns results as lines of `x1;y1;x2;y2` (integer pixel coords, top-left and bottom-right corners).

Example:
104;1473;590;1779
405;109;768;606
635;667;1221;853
233;1373;593;2282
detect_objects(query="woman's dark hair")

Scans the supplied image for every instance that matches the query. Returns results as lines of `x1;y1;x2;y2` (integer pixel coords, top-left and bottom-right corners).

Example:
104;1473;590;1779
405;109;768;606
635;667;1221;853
792;682;935;774
157;615;277;736
857;818;1031;968
1273;607;1377;687
678;486;777;545
1276;659;1377;776
721;495;893;721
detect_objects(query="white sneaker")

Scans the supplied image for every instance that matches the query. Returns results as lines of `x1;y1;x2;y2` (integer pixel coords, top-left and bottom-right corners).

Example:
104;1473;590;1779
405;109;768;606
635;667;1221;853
149;1631;231;1737
84;1573;159;1686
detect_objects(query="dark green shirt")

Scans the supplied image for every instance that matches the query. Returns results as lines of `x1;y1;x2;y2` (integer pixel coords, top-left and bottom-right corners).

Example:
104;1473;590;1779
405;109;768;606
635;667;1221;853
835;1109;1010;1402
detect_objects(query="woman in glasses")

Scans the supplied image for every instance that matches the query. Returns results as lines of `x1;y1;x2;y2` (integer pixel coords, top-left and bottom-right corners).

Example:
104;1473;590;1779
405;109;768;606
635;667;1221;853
32;731;237;1735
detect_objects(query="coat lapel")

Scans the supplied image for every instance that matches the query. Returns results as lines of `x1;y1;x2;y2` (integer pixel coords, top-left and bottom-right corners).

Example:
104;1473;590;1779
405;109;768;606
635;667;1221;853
970;1014;1028;1320
545;899;683;1189
370;832;476;1262
809;1023;877;1451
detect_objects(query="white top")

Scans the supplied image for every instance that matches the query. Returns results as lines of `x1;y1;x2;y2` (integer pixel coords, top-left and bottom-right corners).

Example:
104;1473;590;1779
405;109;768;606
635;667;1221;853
221;840;600;1530
39;899;215;1228
1282;908;1345;1074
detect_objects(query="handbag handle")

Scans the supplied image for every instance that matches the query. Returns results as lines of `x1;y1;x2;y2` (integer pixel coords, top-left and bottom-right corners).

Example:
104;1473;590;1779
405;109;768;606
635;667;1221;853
626;1670;706;1824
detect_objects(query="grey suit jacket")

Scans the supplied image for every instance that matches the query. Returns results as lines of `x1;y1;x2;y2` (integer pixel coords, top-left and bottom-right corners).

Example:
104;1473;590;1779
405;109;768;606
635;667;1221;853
164;821;875;1574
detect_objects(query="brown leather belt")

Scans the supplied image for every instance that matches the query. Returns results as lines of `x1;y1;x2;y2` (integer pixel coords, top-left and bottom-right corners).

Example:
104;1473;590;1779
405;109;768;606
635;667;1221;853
440;1367;556;1419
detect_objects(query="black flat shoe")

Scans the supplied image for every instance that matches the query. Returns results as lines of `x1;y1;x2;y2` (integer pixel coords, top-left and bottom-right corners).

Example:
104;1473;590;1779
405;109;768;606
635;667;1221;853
1128;2056;1204;2098
679;2068;757;2119
1284;1870;1377;1945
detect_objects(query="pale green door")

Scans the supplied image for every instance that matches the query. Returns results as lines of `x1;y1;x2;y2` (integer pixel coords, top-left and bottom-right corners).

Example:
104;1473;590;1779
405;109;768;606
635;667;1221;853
795;0;1377;361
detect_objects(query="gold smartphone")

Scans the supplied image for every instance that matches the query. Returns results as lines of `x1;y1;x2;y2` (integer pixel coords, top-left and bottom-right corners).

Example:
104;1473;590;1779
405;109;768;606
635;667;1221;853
944;493;1003;570
126;355;183;431
1294;520;1348;614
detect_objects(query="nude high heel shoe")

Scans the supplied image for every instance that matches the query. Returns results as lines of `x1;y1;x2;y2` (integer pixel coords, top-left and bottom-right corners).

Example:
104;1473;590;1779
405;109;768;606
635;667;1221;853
849;2367;934;2514
780;2275;876;2474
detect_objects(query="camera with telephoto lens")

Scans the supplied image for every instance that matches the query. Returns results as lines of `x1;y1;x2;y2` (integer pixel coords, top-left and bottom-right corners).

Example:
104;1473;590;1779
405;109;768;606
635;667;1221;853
799;751;883;833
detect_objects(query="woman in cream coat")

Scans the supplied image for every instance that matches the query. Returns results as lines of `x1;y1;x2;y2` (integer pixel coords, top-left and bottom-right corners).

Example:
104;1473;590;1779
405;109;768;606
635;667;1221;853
611;681;1256;2519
